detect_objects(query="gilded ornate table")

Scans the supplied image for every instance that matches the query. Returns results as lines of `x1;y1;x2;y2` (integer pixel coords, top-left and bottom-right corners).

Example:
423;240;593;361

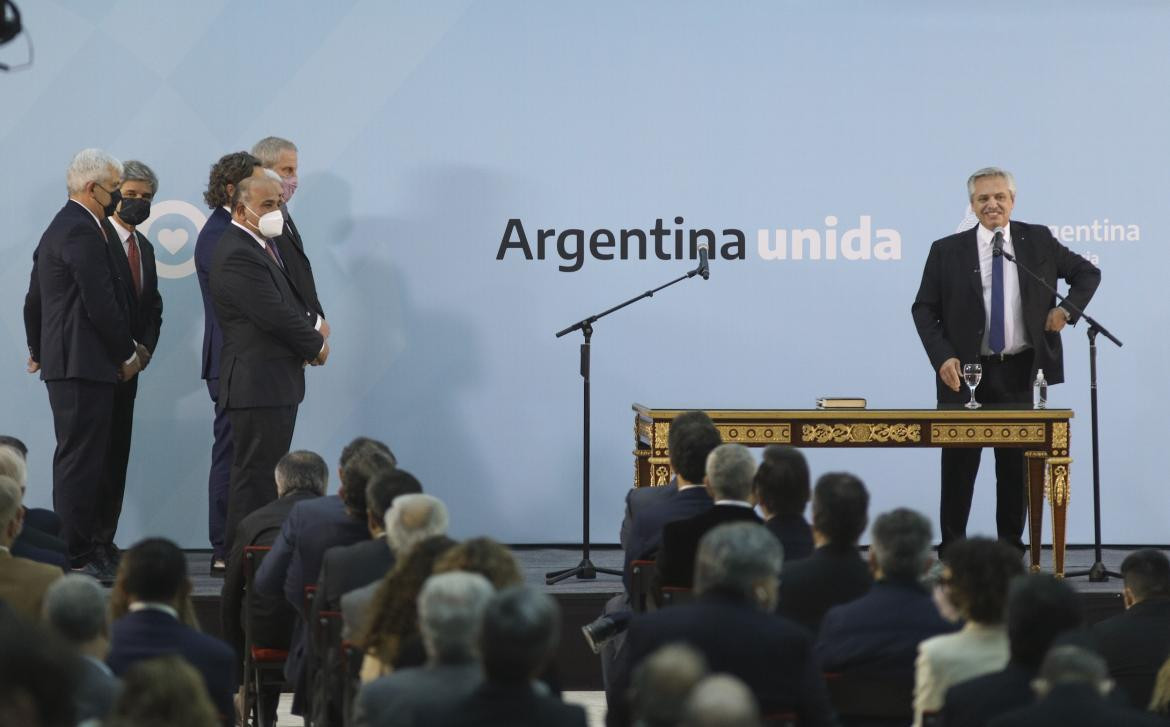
632;404;1074;575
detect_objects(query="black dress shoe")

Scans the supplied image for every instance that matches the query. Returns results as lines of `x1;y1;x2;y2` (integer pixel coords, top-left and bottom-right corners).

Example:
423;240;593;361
71;559;117;585
582;615;619;654
210;558;227;577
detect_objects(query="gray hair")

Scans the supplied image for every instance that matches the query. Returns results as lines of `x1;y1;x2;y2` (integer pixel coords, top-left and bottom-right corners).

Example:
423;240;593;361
251;136;297;168
631;644;709;727
121;160;158;194
480;585;560;682
0;475;22;530
967;166;1016;198
231;175;281;210
870;508;933;581
43;574;108;644
705;444;756;501
385;494;449;554
694;522;781;601
417;572;494;664
0;446;26;490
274;450;328;496
66;148;122;195
680;674;761;727
1037;645;1109;690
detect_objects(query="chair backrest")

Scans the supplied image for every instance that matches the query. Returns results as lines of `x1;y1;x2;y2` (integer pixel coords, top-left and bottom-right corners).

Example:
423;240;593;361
629;559;656;612
242;546;273;646
341;641;363;726
823;670;914;720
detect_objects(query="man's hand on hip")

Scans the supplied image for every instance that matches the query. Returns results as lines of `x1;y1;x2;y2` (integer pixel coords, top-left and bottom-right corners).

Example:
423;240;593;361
939;357;962;393
1045;307;1069;332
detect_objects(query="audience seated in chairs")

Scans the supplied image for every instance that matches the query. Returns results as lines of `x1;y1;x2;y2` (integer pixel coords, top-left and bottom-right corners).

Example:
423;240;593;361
0;474;62;620
0;601;80;727
43;574;121;725
912;536;1023;726
613;522;836;727
680;674;763;727
352;571;494;727
942;573;1083;727
778;472;872;633
105;655;220;727
105;538;236;726
754;445;814;563
815;507;956;726
627;643;709;727
0;438;68;570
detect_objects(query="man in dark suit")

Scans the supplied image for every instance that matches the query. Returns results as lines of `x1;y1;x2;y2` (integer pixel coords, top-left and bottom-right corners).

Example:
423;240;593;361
23;148;142;579
754;445;814;562
195;151;267;572
656;443;762;589
44;574;122;725
98;160;163;569
912;167;1101;553
210;175;330;555
778;473;872;633
612;523;835;727
942;574;1082;727
1089;549;1170;709
106;538;236;724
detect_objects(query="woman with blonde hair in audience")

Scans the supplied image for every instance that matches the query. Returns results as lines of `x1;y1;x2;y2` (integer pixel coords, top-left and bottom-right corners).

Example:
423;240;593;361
103;654;219;727
432;536;523;588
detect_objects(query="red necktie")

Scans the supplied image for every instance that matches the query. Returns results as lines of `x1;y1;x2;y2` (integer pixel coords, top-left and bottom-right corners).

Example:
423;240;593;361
126;233;142;296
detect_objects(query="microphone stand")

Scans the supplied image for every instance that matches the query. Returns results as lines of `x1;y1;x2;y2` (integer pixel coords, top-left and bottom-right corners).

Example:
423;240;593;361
546;254;710;585
998;246;1122;582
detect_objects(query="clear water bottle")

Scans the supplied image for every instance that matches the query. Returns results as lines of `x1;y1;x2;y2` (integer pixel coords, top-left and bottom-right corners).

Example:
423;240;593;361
1033;368;1048;409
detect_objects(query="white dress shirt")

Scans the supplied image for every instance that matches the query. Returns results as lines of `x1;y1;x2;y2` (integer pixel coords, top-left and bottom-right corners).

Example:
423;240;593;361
976;223;1029;356
128;601;180;620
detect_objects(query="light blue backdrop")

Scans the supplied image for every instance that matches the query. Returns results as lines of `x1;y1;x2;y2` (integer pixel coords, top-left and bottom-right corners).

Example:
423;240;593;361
1;1;1166;547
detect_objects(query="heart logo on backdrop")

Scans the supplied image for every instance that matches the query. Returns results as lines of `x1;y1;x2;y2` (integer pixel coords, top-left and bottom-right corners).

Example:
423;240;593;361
157;228;190;255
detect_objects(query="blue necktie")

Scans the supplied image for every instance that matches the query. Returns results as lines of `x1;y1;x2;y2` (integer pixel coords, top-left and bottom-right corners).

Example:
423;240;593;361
989;231;1005;354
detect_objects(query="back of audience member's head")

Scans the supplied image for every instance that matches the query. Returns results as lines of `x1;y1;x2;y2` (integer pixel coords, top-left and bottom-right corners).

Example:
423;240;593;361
694;522;782;611
1120;549;1170;607
679;674;762;727
705;443;756;501
0;615;79;727
106;655;219;727
869;508;933;581
385;493;449;554
942;537;1024;625
417;571;494;665
340;448;397;518
480;585;560;684
366;468;423;533
0;445;27;489
122;538;189;605
629;643;709;727
1033;645;1112;698
0;475;23;545
275;449;328;497
43;575;109;648
752;446;809;519
1006;574;1082;669
0;435;29;458
433;536;522;588
668;411;723;485
811;472;869;545
339;436;396;472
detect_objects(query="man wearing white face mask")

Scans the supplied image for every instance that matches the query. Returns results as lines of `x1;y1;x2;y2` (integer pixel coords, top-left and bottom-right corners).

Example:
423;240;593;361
210;175;330;553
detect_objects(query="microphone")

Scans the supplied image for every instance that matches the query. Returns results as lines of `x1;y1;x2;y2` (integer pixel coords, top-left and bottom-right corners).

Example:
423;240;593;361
697;244;710;280
992;227;1005;257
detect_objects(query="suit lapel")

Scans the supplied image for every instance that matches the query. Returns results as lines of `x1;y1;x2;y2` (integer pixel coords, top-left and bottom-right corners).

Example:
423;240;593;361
960;225;985;316
136;231;157;297
283;212;306;254
1009;221;1034;313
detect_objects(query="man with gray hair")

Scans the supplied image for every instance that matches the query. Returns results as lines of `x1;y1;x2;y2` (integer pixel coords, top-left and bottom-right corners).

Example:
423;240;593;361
629;643;709;727
680;674;762;727
656;443;761;588
912;167;1101;554
353;572;494;727
43;574;121;723
0;474;62;618
23;148;142;580
615;523;833;727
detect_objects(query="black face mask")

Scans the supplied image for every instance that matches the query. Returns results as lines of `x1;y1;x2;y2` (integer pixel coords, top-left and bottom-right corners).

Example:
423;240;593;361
95;183;122;217
118;197;151;226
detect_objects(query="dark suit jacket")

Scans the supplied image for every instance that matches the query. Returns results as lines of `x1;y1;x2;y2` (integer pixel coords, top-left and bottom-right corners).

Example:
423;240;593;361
767;514;814;562
1089;597;1170;708
779;543;873;633
941;662;1035;727
74;655;121;724
209;223;323;410
104;219;163;397
425;682;587;727
988;684;1166;727
622;484;712;589
221;488;320;659
275;211;324;319
618;478;676;551
195;206;232;382
107;608;236;723
316;538;394;611
613;590;835;727
24;201;135;381
655;502;761;588
912;221;1101;402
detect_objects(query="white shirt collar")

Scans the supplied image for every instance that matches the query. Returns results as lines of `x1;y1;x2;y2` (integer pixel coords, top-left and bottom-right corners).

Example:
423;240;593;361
108;215;134;243
976;222;1011;247
714;499;754;509
129;601;179;620
677;483;706;492
70;198;105;233
231;219;270;249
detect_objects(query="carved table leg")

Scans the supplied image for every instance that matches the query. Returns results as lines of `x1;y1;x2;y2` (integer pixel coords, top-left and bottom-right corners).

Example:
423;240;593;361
1024;452;1048;573
1047;457;1072;577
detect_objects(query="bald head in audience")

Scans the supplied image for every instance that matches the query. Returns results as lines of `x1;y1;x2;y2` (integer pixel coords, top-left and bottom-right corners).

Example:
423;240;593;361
680;674;761;727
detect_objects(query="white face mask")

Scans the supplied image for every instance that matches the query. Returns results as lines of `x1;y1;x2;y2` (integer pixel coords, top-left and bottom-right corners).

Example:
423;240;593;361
246;205;285;238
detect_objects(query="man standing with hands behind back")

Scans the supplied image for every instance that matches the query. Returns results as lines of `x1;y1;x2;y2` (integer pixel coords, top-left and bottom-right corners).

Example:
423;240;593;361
911;167;1100;555
211;175;330;553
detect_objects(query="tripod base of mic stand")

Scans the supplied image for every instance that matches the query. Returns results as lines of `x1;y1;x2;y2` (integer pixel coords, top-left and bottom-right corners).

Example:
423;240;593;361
1064;561;1122;583
546;558;623;586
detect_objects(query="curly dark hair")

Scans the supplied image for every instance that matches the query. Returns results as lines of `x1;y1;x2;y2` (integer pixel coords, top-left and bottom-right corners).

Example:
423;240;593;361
433;537;522;589
753;446;810;517
202;151;261;208
944;537;1025;624
360;535;458;666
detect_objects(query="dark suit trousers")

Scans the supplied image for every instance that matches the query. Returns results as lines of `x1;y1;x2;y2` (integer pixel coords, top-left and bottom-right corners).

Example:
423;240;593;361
207;379;233;559
95;379;136;547
940;352;1032;553
224;405;296;554
46;379;115;566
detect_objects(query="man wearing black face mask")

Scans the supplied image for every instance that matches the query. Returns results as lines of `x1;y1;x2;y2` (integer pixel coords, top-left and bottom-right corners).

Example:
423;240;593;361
23;148;141;582
98;160;164;569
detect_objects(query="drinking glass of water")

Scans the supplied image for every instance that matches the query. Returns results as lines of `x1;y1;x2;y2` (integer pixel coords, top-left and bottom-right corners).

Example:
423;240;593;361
962;363;982;409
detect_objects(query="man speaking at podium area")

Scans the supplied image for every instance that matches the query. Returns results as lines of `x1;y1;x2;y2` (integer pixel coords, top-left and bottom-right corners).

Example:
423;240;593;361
911;167;1100;555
